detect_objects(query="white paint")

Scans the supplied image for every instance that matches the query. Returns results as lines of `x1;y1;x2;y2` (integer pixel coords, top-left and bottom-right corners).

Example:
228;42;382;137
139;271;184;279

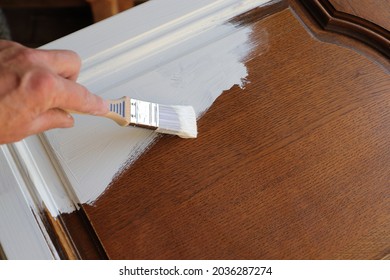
155;105;198;138
12;138;77;215
47;24;257;207
0;145;58;259
39;0;272;210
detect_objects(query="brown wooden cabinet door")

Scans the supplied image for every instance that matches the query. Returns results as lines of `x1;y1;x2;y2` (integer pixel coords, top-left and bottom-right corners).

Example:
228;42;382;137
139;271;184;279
58;0;390;259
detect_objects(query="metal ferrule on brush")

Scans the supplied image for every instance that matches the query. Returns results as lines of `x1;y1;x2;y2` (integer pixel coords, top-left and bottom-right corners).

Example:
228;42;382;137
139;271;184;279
129;98;159;129
106;96;197;138
107;97;160;129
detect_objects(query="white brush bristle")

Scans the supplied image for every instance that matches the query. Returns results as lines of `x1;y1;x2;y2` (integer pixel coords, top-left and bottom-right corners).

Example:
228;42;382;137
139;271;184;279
156;105;197;138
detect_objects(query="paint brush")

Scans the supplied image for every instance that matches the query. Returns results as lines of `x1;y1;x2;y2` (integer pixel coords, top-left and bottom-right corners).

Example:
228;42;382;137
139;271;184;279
100;96;197;138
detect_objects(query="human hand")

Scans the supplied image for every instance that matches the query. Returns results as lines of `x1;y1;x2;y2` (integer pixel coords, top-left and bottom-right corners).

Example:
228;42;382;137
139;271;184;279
0;40;108;144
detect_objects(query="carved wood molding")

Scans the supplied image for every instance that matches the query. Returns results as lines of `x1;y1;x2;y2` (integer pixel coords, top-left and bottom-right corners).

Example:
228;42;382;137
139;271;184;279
300;0;390;58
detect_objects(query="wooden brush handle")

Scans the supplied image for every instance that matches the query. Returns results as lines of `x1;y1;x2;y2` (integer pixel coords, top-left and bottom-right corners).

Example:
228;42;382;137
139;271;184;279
106;97;131;126
66;97;131;126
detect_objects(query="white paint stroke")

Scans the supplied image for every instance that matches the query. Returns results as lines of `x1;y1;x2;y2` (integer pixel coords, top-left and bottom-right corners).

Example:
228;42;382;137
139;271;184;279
76;0;271;89
48;24;259;207
39;0;273;214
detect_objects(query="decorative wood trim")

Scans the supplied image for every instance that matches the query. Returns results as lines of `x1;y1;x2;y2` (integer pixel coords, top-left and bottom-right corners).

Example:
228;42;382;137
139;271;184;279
60;208;109;259
300;0;390;58
43;209;79;259
329;0;390;31
231;0;288;26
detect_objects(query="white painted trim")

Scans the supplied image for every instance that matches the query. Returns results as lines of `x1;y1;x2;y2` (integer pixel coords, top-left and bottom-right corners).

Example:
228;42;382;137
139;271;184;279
13;136;79;215
0;145;58;259
42;0;271;90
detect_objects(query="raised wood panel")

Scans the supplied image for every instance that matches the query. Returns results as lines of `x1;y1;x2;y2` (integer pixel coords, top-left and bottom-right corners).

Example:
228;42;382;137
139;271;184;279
78;5;390;259
2;0;387;260
330;0;390;30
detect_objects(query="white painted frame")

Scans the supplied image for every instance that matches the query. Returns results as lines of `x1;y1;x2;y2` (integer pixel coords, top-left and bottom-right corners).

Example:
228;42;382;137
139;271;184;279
0;0;273;259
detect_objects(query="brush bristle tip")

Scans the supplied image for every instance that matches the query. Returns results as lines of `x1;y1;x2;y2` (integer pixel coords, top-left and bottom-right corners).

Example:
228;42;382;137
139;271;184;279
156;105;197;138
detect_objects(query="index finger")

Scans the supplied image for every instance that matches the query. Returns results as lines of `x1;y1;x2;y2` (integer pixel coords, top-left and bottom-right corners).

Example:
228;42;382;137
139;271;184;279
52;77;109;116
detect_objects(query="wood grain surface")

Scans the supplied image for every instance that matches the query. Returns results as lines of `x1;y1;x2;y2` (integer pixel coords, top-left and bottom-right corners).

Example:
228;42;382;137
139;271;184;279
73;3;390;259
60;209;108;259
330;0;390;30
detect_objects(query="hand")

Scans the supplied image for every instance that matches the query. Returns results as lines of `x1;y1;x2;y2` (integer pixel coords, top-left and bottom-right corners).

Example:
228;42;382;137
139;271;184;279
0;40;108;144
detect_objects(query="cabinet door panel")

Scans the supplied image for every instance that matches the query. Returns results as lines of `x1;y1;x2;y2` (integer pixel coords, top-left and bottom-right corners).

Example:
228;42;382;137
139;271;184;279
77;4;389;259
2;0;388;259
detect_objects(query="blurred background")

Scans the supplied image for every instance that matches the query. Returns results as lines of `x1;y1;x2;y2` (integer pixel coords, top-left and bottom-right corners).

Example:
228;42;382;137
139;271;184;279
0;0;148;48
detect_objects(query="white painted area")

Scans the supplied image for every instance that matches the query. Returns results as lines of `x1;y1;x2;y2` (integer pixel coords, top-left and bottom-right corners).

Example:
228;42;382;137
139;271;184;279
14;136;79;214
39;0;271;209
48;24;256;206
0;146;57;259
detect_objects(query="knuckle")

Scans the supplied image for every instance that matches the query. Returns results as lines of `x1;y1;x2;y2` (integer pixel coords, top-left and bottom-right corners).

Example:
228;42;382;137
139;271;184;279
0;40;19;49
65;50;82;75
16;48;39;64
59;49;81;67
0;43;36;66
75;84;89;101
23;69;57;98
67;50;81;64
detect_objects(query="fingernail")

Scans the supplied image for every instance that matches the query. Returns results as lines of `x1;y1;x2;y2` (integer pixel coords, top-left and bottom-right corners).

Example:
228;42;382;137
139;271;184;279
66;113;75;127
